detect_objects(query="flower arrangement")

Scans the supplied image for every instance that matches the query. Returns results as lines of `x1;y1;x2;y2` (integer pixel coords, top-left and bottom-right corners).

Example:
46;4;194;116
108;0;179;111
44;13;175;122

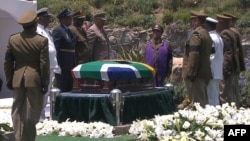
1;103;250;140
36;119;114;138
129;103;250;141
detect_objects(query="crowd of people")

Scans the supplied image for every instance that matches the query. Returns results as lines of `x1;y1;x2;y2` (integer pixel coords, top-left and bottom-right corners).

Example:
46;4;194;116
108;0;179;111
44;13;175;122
2;7;245;141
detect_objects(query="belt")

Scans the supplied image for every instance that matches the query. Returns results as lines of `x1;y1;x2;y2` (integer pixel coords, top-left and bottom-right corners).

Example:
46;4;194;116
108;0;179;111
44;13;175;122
59;49;75;53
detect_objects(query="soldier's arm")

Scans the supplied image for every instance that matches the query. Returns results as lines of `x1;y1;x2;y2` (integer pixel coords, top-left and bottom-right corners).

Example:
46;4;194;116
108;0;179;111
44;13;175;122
86;28;97;60
166;43;173;78
221;30;234;79
4;37;15;89
52;28;61;51
40;37;50;93
187;31;201;78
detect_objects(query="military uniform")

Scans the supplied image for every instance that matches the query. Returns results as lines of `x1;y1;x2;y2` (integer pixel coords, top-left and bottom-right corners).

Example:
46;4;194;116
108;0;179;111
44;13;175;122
70;11;90;64
217;14;245;107
87;11;110;61
182;11;212;107
4;10;50;141
52;8;76;92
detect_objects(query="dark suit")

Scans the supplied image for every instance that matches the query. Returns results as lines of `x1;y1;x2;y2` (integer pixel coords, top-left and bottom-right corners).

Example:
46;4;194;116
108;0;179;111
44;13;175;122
4;31;50;141
52;24;76;92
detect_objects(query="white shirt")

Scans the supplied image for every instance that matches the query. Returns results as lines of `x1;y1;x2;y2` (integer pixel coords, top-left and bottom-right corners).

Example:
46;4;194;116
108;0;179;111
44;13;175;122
208;30;224;80
37;24;59;70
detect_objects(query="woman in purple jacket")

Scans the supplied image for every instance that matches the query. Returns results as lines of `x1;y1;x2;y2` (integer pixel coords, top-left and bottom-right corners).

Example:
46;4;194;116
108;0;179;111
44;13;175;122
144;24;173;87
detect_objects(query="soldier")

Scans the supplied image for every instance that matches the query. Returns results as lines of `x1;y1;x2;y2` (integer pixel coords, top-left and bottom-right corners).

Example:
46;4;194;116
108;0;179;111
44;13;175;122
36;7;60;121
87;10;110;61
144;24;173;87
182;10;213;108
4;10;50;141
70;10;90;64
223;13;246;72
217;14;245;108
205;17;224;106
52;8;75;92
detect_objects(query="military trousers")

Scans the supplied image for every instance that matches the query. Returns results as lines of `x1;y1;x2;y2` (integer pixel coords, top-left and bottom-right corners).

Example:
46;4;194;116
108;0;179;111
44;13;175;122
222;73;240;108
12;87;44;141
184;78;209;107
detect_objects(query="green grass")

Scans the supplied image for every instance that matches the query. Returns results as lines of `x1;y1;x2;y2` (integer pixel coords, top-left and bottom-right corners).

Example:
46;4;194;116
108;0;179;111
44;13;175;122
36;135;137;141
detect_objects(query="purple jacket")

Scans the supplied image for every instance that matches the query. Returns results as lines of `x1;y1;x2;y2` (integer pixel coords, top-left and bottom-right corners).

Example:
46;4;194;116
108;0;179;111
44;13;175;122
145;40;170;86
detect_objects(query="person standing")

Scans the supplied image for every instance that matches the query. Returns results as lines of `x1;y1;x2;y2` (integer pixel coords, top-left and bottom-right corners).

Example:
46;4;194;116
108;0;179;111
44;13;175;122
223;13;246;73
87;11;110;61
216;14;245;108
144;24;173;87
36;7;60;121
70;10;90;64
4;10;50;141
52;8;75;92
182;10;213;108
205;17;224;106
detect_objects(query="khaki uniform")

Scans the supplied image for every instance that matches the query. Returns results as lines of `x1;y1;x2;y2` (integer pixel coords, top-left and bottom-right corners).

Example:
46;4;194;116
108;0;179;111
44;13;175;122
182;26;212;107
70;25;90;64
221;28;245;107
87;24;110;61
4;10;50;141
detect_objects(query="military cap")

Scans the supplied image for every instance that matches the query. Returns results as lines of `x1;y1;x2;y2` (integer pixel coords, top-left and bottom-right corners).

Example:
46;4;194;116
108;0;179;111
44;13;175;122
216;14;232;22
93;10;106;20
72;10;85;19
37;7;51;17
223;13;238;20
57;8;73;19
18;10;37;27
190;10;207;18
206;17;218;24
152;24;164;33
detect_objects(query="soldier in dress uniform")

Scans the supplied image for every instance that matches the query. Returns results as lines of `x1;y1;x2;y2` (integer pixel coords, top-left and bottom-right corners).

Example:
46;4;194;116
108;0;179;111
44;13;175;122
205;17;224;106
36;7;61;121
4;10;50;141
216;14;245;108
182;10;213;108
144;24;173;87
87;10;110;61
70;10;90;64
52;8;76;92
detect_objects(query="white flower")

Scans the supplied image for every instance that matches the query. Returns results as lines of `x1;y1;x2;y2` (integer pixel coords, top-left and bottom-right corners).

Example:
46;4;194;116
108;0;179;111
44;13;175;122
182;121;190;129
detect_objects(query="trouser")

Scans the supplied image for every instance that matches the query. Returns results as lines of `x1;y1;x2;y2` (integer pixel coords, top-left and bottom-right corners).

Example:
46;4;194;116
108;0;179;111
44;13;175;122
207;79;220;106
184;78;208;107
40;69;55;121
222;73;240;107
12;87;44;141
55;69;73;92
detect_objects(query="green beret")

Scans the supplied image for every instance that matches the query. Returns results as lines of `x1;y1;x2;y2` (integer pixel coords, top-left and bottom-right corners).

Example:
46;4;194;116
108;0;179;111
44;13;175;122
18;10;37;27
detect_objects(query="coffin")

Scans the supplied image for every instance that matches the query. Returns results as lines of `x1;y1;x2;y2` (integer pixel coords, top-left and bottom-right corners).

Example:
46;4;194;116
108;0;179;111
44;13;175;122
71;60;156;93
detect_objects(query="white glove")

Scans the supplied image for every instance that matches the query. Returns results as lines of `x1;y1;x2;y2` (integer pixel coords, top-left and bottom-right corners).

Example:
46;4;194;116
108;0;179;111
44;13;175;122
53;66;61;74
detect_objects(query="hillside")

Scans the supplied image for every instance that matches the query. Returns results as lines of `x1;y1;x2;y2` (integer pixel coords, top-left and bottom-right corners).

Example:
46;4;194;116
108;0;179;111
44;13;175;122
38;0;250;29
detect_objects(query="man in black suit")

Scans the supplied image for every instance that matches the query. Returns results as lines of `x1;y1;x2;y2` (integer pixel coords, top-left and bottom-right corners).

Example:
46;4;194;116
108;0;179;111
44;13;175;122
52;8;76;92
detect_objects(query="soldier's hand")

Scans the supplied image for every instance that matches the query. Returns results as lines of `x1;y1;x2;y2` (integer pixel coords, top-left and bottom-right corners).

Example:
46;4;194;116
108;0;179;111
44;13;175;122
6;81;13;90
42;87;48;94
223;71;231;80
